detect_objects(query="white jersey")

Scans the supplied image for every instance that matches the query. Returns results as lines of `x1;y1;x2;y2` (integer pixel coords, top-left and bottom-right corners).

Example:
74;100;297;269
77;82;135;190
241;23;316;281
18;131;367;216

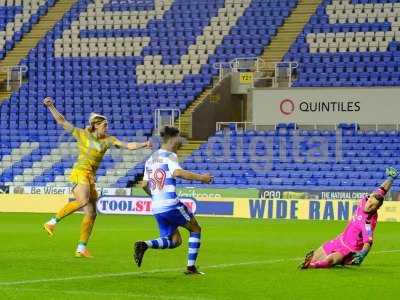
143;149;182;214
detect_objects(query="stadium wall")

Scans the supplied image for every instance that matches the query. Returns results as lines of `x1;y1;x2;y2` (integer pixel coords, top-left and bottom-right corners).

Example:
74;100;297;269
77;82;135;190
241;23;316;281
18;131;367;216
249;87;400;125
192;76;245;140
0;195;68;213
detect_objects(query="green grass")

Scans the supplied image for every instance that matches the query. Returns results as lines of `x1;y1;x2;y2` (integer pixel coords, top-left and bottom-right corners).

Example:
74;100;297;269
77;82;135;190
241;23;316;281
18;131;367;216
0;213;399;300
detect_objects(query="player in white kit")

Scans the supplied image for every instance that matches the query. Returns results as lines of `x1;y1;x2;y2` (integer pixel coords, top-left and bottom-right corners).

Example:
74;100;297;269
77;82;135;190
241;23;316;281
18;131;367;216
134;126;213;275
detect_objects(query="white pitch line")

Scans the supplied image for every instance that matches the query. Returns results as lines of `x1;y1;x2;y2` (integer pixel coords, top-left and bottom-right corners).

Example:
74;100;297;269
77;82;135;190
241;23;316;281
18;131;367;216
372;249;400;254
0;259;291;287
0;249;399;287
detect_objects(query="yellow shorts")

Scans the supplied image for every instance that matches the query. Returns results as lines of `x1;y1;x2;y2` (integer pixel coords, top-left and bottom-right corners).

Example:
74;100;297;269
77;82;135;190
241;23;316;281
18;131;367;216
69;169;98;200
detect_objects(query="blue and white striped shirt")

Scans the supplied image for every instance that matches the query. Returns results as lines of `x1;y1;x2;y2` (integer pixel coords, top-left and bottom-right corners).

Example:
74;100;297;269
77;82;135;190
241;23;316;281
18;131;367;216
143;149;182;214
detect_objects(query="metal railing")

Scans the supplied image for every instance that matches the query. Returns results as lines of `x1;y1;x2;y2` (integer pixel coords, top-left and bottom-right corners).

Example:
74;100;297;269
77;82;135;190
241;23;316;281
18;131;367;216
0;65;28;91
217;122;296;131
213;62;233;82
213;57;265;83
216;122;258;132
154;108;181;136
216;122;400;132
230;57;265;72
272;61;299;87
213;58;298;88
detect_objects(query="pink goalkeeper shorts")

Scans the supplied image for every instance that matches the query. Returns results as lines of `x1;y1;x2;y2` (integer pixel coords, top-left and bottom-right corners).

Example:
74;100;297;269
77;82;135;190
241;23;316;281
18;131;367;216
322;237;353;257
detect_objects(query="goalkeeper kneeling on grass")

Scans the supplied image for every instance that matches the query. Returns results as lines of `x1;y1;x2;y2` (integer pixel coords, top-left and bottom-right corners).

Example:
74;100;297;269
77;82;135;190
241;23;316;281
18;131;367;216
300;167;398;269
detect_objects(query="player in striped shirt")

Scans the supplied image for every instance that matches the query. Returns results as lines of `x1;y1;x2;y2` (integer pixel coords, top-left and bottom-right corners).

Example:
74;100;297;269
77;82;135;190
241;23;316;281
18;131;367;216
134;126;213;275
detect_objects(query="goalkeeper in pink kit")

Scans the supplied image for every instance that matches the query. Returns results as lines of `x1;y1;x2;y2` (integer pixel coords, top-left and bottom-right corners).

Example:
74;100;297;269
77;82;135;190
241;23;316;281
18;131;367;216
300;167;398;269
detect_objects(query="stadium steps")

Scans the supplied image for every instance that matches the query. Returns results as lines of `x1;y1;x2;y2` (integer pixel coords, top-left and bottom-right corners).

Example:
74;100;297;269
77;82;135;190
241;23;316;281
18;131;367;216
0;0;75;67
0;0;75;101
176;140;205;163
260;0;320;64
178;88;212;139
176;78;225;161
0;90;11;102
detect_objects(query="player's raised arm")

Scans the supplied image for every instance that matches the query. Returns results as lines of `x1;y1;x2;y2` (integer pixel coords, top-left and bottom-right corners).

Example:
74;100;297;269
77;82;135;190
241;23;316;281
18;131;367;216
364;167;398;213
380;166;398;192
355;167;398;263
173;169;213;184
43;97;73;131
113;139;152;151
166;142;213;183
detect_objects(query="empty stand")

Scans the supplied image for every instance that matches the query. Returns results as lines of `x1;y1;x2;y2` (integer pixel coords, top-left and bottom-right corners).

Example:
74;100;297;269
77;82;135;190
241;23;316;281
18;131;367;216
285;0;400;87
0;0;297;187
0;0;56;59
179;124;400;190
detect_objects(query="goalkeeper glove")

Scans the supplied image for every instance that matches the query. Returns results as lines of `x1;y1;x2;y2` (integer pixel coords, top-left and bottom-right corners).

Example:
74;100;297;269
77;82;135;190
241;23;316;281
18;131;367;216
351;251;368;266
386;167;398;180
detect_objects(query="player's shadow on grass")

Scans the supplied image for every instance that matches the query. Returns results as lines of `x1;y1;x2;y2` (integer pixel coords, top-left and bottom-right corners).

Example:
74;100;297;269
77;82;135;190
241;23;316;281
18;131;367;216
131;272;198;282
329;264;400;274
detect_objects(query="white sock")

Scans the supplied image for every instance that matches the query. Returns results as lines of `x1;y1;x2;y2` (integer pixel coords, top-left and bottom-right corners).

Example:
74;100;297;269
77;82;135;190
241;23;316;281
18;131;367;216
47;217;57;225
77;244;86;252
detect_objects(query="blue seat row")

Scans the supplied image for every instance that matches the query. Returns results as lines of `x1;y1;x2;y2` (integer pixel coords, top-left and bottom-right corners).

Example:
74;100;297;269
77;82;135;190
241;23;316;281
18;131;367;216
285;0;400;87
1;0;297;186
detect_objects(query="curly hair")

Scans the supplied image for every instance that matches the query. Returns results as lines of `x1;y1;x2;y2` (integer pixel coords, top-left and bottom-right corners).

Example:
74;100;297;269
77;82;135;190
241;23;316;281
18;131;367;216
86;113;107;133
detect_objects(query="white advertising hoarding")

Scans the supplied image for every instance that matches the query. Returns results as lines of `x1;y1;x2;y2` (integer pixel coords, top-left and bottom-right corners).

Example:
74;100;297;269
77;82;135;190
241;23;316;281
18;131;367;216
97;196;197;215
251;88;400;125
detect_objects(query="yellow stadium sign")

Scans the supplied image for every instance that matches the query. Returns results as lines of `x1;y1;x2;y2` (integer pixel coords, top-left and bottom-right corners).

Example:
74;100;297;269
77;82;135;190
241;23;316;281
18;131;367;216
239;72;253;84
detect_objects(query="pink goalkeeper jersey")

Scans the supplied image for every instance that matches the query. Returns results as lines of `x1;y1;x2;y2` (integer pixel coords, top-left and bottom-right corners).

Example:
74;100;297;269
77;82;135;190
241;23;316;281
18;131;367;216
339;195;378;252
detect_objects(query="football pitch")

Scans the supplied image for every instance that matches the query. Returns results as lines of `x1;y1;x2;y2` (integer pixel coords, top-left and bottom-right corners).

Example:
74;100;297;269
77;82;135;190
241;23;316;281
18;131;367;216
0;213;399;300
